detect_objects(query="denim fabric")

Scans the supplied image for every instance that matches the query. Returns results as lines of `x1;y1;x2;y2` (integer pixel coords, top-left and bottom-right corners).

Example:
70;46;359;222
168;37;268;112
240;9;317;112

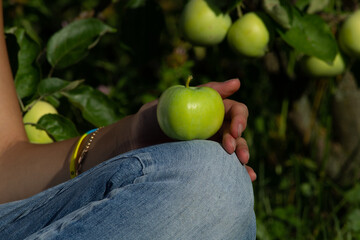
0;140;256;240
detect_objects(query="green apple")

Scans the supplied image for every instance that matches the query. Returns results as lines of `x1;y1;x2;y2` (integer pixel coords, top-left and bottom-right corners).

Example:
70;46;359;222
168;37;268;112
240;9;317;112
302;53;345;77
339;10;360;57
227;12;269;57
157;76;225;140
23;100;58;144
179;0;232;46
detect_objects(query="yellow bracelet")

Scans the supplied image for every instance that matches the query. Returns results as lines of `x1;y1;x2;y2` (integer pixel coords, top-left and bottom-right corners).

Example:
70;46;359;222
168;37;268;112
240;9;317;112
70;132;89;179
70;128;101;179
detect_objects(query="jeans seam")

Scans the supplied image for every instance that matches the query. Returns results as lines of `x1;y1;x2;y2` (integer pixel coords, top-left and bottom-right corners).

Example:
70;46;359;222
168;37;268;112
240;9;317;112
101;155;146;199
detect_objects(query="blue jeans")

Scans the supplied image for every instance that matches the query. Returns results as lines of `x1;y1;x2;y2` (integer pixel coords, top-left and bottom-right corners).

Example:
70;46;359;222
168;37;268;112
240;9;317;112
0;140;256;239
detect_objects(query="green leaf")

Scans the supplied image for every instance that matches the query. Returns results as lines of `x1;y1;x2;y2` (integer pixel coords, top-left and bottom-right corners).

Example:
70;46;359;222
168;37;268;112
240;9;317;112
19;19;42;46
346;209;360;232
272;206;302;227
44;95;61;108
263;0;293;29
126;0;147;8
27;0;52;16
295;0;310;10
38;77;84;97
62;85;121;127
46;18;117;69
307;0;329;14
278;13;337;63
345;183;360;204
37;114;79;141
6;27;41;99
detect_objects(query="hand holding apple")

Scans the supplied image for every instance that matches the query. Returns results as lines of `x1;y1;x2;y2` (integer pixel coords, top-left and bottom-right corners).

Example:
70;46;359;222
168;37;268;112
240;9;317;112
127;79;255;181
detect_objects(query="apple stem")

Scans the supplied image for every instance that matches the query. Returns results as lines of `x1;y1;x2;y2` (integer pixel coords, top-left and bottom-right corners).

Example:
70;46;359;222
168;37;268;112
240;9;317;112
186;75;193;88
236;4;243;18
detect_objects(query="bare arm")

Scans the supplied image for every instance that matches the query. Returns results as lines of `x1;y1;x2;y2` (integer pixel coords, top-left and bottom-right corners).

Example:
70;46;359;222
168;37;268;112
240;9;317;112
0;1;27;151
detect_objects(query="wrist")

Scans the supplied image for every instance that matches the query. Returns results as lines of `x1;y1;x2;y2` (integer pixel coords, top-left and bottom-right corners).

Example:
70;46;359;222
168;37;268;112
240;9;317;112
69;128;103;178
75;115;136;174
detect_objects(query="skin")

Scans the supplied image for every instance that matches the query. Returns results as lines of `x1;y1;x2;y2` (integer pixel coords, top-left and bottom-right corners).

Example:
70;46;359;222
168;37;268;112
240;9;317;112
0;1;255;204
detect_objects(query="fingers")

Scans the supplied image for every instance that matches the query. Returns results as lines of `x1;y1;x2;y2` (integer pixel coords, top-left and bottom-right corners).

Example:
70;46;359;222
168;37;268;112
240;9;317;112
222;121;236;154
220;97;255;181
189;78;256;181
234;137;250;165
222;120;249;161
222;128;256;182
223;99;249;139
199;79;241;99
245;165;257;182
223;136;250;164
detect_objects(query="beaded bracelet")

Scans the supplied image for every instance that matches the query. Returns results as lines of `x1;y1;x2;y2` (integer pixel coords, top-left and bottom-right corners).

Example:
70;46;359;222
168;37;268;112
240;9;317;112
70;127;102;179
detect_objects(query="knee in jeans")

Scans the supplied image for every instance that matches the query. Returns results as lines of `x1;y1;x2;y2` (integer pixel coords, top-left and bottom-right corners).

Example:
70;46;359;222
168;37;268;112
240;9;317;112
182;140;254;209
177;140;255;236
185;140;251;183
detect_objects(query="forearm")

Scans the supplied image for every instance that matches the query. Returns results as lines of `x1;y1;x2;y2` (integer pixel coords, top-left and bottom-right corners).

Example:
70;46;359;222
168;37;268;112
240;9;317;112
0;115;139;204
0;138;78;203
79;115;144;173
0;1;28;153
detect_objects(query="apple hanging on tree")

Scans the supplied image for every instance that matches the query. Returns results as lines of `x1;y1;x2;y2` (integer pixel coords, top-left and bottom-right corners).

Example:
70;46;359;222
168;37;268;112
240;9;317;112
302;53;346;77
227;12;269;57
339;9;360;58
23;100;58;144
157;76;225;141
179;0;232;46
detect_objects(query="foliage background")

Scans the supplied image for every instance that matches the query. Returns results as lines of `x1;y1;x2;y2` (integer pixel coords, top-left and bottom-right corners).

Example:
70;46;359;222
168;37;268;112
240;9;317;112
3;0;360;239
